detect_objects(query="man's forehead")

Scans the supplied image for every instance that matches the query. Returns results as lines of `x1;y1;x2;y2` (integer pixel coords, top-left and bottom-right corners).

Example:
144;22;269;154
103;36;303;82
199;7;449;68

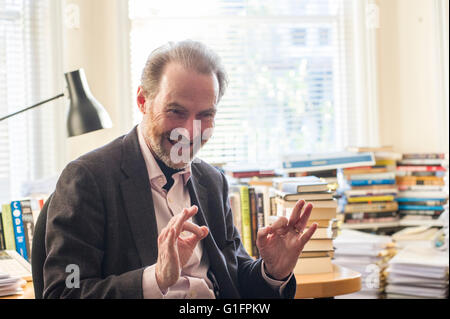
160;63;219;97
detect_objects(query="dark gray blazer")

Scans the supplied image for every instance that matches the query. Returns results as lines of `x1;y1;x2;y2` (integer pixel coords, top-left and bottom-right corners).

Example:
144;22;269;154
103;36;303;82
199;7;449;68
43;126;296;299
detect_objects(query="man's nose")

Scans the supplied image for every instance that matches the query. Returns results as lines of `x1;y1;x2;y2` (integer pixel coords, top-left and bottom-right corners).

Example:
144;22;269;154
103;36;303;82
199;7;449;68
180;117;201;142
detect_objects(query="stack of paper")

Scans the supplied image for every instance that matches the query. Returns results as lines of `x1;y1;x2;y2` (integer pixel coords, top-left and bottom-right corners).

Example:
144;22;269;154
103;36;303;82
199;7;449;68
385;246;449;299
0;272;26;297
392;226;441;249
333;229;395;299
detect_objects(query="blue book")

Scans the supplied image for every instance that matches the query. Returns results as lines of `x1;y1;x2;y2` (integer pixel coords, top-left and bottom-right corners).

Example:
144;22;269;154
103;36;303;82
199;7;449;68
282;152;375;172
398;205;444;211
397;198;446;202
10;201;29;261
350;179;396;186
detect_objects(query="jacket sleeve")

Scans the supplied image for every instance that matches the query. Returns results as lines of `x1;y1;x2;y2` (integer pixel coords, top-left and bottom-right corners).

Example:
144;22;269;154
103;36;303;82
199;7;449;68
43;160;144;299
220;172;297;299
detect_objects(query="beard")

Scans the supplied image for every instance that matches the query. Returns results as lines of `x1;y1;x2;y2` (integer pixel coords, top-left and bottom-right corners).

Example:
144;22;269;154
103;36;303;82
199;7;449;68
142;108;209;170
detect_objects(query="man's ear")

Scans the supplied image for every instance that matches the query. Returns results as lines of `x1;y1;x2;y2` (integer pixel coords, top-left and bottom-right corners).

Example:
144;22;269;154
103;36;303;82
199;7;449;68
137;86;147;114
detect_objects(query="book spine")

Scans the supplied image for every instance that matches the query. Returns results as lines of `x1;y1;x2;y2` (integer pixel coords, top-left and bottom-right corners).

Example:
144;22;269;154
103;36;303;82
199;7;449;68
10;201;28;261
283;153;374;169
229;191;242;235
248;187;258;257
344;202;398;213
396;197;446;202
1;203;16;251
20;199;34;262
397;165;446;172
0;212;5;250
239;186;253;256
344;211;398;221
398;205;444;211
347;195;395;203
399;210;443;216
344;216;399;224
402;153;445;159
350;179;396;186
256;192;265;230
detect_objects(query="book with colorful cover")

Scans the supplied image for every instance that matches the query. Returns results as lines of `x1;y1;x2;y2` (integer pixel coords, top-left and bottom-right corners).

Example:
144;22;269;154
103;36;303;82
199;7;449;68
1;204;16;251
346;195;396;203
20;199;35;262
248;187;258;257
398;205;445;211
350;179;396;186
239;186;253;256
10;201;28;261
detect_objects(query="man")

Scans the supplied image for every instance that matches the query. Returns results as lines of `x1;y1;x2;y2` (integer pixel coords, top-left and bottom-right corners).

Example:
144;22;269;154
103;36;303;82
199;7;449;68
43;40;318;298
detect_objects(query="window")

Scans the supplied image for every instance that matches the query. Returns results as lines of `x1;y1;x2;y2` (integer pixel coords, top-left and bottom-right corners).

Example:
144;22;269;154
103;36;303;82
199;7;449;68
0;0;64;204
127;0;370;166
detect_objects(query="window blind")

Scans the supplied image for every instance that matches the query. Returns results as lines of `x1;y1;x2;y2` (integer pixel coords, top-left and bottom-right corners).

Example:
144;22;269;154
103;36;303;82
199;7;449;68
0;0;63;204
128;0;365;166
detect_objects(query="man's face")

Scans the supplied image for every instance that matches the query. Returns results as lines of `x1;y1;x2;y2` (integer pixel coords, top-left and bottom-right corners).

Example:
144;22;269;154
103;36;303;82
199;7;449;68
137;62;219;169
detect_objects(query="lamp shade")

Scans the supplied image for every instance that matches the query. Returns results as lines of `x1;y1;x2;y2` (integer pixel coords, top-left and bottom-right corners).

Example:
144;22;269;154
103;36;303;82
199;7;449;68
65;69;112;137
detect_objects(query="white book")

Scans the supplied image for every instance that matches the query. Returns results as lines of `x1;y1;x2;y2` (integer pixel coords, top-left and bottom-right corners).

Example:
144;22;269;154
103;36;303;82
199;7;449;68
397;190;448;199
348;172;396;181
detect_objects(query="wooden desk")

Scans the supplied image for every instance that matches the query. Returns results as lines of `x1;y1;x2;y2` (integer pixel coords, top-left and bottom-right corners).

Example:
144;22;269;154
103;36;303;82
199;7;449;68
2;264;361;299
295;264;361;299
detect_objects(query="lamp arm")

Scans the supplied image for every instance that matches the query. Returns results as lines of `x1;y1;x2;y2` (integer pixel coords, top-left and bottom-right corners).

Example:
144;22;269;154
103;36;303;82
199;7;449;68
0;93;65;122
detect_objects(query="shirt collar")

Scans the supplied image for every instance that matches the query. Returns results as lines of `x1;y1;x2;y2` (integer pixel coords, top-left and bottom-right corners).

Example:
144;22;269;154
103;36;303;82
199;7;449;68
137;123;191;186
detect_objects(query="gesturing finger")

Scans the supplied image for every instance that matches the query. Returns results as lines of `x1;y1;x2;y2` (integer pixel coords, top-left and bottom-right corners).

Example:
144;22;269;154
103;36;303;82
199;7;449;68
297;222;318;250
173;205;199;236
294;202;313;234
287;200;306;228
181;222;209;239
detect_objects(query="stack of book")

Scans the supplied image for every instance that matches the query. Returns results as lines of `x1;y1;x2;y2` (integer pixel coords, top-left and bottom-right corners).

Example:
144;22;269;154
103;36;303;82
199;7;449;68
385;246;449;299
341;147;401;228
396;153;448;226
272;176;337;274
333;229;395;299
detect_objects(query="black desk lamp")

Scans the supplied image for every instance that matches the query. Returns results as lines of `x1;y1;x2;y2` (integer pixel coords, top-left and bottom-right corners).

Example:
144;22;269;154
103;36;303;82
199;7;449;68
0;69;112;137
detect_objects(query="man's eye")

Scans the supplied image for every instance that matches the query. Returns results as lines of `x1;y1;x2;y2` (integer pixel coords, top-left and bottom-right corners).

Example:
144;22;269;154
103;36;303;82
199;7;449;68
168;109;182;115
201;113;215;119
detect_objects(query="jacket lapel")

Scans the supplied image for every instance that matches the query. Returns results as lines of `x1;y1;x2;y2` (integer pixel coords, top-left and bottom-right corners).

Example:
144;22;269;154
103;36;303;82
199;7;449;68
119;126;159;266
189;164;240;298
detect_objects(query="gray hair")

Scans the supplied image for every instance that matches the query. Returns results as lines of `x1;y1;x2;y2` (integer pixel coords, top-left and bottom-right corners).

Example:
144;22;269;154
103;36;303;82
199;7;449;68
140;40;228;102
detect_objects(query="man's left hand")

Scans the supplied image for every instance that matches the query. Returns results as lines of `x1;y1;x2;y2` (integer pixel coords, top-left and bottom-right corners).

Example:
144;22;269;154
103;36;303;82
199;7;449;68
256;200;318;280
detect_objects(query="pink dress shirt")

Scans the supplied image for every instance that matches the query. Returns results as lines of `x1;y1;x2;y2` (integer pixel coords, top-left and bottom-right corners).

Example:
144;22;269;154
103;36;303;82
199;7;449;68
137;124;291;298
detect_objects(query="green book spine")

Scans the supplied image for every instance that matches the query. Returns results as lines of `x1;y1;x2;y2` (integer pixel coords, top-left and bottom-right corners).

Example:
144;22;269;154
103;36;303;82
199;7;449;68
239;186;252;255
1;203;16;250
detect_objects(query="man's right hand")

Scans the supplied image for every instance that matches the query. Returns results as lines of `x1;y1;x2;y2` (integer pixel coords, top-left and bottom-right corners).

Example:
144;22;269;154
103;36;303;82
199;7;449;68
155;205;209;292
